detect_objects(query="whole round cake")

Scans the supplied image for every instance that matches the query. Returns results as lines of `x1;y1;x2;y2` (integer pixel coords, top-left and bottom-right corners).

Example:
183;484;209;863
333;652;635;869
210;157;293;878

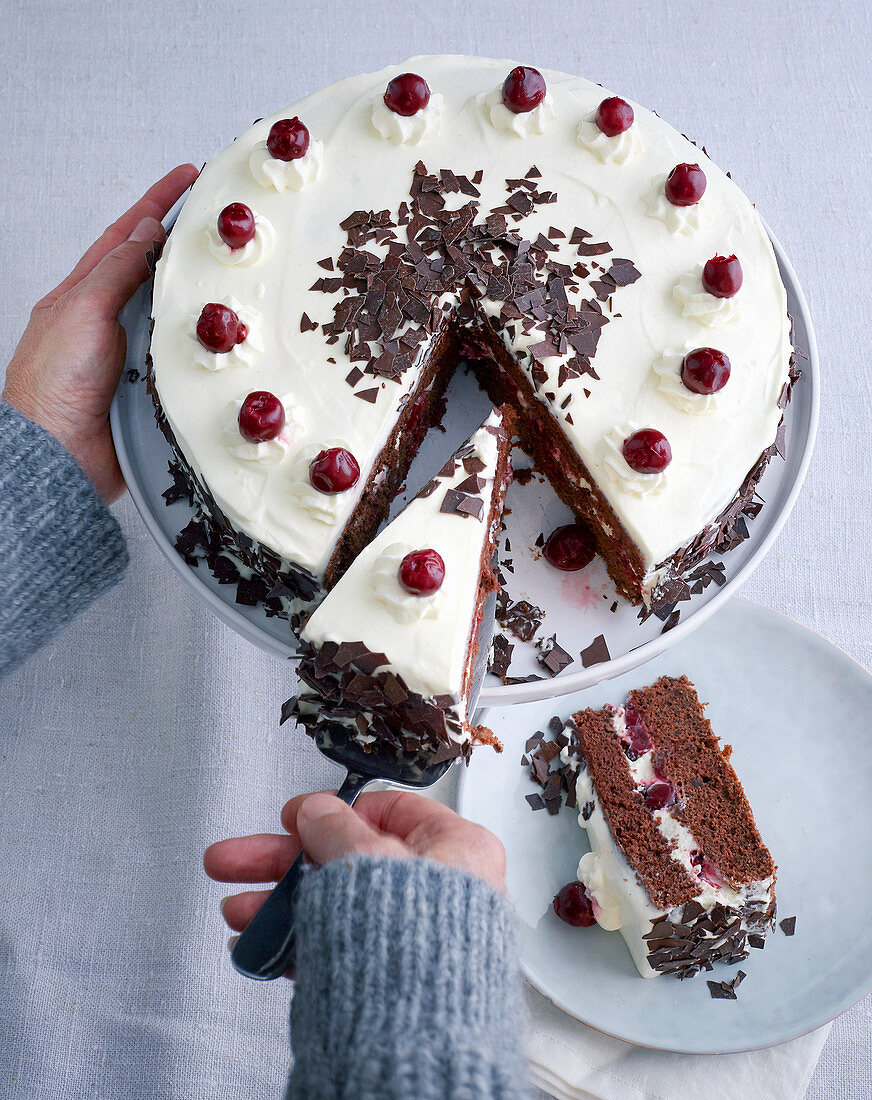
148;54;794;620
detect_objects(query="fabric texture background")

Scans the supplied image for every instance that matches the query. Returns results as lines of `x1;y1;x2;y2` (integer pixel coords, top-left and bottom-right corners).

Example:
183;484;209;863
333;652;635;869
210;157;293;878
0;1;868;1097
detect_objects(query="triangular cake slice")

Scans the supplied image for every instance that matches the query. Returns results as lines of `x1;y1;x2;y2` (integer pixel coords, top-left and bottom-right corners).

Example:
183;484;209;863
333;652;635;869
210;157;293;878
288;406;514;761
567;676;776;978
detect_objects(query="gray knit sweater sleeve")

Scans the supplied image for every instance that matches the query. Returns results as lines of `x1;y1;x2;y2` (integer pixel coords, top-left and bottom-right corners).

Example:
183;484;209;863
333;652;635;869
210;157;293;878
0;401;128;677
286;855;530;1100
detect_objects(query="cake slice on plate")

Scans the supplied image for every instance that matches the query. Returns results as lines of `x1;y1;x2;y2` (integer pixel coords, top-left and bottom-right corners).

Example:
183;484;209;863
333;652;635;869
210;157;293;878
286;407;514;761
554;675;776;978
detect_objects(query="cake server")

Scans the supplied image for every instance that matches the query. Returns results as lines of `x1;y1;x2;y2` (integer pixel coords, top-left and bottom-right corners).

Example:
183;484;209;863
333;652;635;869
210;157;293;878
230;584;497;981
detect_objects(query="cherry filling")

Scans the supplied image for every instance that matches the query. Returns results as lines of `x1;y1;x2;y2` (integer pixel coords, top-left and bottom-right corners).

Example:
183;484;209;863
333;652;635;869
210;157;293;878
552;881;597;927
501;65;547;114
217;203;255;249
399;548;445;595
690;850;728;890
309;447;360;493
196;303;247;353
266;117;310;161
383;72;431;116
619;704;653;760
665;162;707;206
702;254;743;298
595;96;634;136
642;779;677;811
238;391;284;443
543;523;596;571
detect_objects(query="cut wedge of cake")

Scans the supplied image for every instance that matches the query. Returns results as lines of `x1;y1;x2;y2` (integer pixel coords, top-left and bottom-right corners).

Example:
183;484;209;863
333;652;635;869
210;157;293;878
568;675;776;978
286;407;514;760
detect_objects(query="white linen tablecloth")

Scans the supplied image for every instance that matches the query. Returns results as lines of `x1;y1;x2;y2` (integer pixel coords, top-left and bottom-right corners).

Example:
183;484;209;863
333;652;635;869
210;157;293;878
1;1;869;1097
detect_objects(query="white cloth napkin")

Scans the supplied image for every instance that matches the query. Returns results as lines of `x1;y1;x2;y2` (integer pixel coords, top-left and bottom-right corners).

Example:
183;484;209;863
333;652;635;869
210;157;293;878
525;985;830;1100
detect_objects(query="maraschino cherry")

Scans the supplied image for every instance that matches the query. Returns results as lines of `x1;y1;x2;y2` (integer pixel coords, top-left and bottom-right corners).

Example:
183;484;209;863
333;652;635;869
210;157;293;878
267;117;310;161
217;203;256;250
665;163;706;206
384;73;431;116
702;254;743;298
622;429;672;474
681;348;731;395
501;66;547;114
238;392;285;443
196;304;247;353
543;523;596;571
399;548;445;595
309;447;360;493
553;881;597;927
595;96;634;136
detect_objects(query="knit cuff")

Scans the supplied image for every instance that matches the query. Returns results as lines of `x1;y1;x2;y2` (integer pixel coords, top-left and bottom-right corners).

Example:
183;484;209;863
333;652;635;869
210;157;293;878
0;401;128;677
285;855;529;1100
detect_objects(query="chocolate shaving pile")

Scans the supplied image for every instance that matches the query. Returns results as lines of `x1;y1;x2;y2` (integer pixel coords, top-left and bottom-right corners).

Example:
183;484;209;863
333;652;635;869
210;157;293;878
522;717;580;815
644;896;775;979
707;970;747;1000
496;591;544;642
288;639;471;761
309;160;637;410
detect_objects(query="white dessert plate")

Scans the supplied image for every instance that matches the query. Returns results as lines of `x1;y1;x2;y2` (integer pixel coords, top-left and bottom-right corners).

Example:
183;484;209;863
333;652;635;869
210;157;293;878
111;201;818;707
458;599;872;1053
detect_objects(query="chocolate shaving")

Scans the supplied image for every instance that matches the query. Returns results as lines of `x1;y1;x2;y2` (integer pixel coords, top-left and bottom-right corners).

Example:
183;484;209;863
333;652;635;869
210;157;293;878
488;633;514;680
536;634;574;676
440;488;483;520
580;634;610;668
496;595;544;642
779;916;796;936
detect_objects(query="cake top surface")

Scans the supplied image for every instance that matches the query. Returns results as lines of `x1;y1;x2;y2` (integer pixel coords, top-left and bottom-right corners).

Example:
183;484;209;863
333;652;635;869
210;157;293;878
302;408;507;702
150;54;791;576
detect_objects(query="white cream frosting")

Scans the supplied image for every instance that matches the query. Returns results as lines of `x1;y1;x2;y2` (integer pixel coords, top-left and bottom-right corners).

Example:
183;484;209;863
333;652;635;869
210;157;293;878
370;93;445;145
151;56;792;582
652;344;721;415
205;212;276;267
188;296;262;372
286;443;358;527
644;178;707;234
595;424;669;499
371;542;445;623
302;411;503;708
674;265;746;326
481;86;557;137
249;138;324;191
576;112;641;165
220;393;301;465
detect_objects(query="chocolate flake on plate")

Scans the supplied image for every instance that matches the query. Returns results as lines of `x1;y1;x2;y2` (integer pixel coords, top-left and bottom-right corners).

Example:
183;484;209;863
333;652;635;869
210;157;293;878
580;634;610;668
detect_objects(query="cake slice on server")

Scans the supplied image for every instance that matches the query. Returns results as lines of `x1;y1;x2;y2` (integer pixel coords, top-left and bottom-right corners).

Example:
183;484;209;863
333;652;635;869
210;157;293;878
554;675;776;978
286;407;514;761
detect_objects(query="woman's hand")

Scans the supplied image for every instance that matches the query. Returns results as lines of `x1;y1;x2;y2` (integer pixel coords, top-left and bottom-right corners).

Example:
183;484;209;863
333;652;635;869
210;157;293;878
204;790;507;936
2;163;199;502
